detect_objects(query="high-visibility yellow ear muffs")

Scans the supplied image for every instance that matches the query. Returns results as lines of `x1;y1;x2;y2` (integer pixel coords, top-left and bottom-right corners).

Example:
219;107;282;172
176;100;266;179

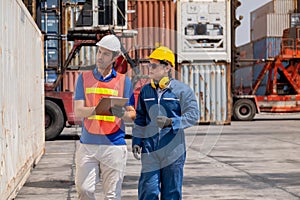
151;77;170;89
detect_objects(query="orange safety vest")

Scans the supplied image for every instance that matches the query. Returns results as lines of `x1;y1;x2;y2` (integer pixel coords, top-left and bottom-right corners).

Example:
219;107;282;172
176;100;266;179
82;71;126;135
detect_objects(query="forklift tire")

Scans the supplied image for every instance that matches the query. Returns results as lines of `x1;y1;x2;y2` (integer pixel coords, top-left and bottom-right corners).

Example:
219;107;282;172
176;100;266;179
45;100;65;140
233;99;256;121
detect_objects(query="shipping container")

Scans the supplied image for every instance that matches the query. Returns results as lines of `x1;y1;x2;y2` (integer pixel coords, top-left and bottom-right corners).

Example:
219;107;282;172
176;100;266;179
177;0;231;63
251;0;295;20
0;0;45;199
251;13;290;41
179;63;231;124
253;37;282;59
42;11;60;68
135;0;176;59
41;12;59;34
234;65;253;93
237;42;253;60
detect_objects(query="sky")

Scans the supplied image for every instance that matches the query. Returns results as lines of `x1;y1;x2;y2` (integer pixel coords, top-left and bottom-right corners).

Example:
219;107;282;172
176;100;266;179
236;0;272;46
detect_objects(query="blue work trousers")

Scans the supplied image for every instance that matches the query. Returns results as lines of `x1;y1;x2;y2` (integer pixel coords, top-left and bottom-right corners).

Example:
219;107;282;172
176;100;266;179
138;152;186;200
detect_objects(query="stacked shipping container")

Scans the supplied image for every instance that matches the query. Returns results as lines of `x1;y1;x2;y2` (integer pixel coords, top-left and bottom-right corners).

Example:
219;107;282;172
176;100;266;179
236;0;296;95
177;0;231;124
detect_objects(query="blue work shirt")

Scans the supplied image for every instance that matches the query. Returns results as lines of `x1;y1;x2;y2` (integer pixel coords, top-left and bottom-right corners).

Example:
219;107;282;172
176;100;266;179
132;79;199;151
74;67;135;145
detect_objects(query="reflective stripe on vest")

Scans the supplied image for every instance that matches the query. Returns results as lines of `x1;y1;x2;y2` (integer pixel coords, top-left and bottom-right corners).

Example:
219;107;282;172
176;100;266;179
82;70;126;135
86;88;118;96
88;115;116;122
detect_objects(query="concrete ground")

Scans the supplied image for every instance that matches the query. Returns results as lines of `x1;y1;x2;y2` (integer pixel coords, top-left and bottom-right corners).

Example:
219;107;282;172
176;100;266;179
15;113;300;200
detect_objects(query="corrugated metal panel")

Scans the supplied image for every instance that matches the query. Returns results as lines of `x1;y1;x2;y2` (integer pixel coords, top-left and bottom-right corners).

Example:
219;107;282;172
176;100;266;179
134;0;176;59
179;63;230;124
273;0;295;14
251;13;290;41
266;14;290;37
0;0;45;199
253;37;282;59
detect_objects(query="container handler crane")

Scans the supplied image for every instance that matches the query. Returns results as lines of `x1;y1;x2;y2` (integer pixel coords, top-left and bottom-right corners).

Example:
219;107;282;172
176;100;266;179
232;26;300;121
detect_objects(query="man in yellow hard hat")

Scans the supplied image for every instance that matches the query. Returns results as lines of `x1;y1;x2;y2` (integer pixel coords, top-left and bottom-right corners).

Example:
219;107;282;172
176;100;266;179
132;46;199;199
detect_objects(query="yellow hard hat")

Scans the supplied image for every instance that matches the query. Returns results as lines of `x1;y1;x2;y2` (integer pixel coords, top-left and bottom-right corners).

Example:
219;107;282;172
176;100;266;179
148;46;175;67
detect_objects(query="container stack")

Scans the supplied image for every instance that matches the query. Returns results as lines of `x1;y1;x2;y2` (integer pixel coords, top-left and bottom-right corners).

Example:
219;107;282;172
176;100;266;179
251;0;294;58
177;0;232;124
41;0;60;69
236;0;296;95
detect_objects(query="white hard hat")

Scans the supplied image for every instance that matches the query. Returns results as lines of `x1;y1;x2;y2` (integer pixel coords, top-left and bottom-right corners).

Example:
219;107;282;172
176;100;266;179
96;35;121;52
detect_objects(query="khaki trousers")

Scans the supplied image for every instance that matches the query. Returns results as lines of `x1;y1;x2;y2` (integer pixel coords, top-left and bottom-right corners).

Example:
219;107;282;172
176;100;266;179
75;143;127;200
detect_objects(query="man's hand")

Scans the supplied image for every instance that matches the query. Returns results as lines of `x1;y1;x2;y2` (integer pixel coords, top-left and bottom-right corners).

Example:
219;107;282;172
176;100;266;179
157;116;172;128
132;145;141;160
109;105;126;118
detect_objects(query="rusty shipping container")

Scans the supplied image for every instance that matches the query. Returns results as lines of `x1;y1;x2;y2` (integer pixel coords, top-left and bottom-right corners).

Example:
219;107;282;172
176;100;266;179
0;0;45;199
179;63;231;124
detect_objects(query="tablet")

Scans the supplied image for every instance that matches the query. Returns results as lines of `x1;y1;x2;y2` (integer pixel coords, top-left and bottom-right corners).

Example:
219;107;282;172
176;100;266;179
94;97;128;115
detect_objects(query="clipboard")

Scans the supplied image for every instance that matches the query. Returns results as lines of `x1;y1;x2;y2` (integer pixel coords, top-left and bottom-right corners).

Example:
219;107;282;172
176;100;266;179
95;97;128;115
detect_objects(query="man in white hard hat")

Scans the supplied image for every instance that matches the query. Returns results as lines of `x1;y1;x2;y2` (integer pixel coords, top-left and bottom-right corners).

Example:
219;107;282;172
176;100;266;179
74;34;136;200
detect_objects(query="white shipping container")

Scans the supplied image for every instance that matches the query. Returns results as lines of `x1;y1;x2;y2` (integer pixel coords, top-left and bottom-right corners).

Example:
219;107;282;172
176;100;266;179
251;13;290;42
251;0;295;21
177;0;231;63
0;0;45;199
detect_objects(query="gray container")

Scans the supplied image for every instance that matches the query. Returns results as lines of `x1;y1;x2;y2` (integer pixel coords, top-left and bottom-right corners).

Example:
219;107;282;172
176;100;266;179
251;13;290;41
0;0;45;199
251;0;295;19
179;62;231;124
